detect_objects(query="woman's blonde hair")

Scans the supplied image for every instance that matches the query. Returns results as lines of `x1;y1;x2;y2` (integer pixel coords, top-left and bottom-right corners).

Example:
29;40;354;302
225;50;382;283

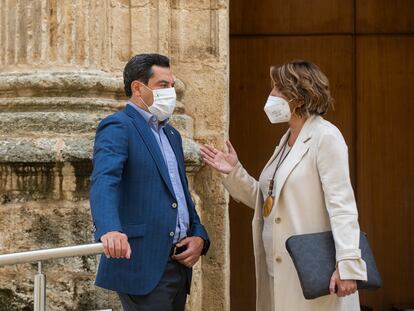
270;60;334;117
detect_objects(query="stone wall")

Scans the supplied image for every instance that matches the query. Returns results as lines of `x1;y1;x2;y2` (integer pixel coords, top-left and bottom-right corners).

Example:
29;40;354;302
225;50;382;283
0;1;229;310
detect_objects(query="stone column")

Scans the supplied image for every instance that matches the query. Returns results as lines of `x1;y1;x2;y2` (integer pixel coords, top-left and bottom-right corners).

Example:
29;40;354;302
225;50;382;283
0;0;230;310
168;2;230;311
0;0;124;309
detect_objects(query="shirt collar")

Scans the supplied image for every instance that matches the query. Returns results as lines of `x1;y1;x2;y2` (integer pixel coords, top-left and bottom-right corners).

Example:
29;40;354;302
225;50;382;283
127;101;169;130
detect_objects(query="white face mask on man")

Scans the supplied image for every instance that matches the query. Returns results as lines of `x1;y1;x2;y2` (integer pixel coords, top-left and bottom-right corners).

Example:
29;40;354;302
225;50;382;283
139;84;177;122
263;96;292;124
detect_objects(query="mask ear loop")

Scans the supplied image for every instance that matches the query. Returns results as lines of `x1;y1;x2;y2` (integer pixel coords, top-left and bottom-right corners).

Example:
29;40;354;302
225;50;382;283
137;81;153;92
136;81;153;109
139;96;151;110
286;98;297;115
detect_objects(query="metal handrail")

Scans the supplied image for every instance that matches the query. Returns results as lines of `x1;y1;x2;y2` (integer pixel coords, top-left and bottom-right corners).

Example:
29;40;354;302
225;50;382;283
0;243;104;311
0;243;104;266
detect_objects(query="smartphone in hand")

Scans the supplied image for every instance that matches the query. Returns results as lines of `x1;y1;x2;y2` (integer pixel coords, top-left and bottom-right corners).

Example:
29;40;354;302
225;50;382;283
174;245;187;255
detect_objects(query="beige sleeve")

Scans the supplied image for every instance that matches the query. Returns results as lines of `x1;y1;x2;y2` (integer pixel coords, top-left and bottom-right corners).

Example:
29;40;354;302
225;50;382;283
316;131;368;281
222;162;260;210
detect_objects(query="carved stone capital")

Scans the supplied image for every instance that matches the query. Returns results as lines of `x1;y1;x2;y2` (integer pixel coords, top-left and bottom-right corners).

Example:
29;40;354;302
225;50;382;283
0;70;202;172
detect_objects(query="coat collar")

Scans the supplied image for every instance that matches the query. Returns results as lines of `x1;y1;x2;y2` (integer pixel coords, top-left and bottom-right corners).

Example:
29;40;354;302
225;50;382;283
266;115;320;207
123;105;176;198
264;115;318;169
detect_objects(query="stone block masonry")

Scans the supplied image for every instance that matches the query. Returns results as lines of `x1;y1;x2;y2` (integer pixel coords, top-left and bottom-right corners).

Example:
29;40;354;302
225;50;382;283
0;0;229;310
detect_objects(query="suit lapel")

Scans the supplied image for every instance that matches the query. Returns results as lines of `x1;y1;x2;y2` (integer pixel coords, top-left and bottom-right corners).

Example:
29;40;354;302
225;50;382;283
163;126;186;179
273;115;317;204
124;105;175;197
163;126;195;209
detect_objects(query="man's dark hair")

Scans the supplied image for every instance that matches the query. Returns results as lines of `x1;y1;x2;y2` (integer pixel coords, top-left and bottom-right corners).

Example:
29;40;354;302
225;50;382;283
123;53;170;97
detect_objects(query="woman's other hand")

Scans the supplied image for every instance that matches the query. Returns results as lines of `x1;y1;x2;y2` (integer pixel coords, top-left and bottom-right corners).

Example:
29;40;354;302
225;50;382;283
200;141;239;174
329;269;357;297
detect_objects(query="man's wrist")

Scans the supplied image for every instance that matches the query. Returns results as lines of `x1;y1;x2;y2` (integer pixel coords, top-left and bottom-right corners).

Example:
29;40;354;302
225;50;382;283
194;236;209;256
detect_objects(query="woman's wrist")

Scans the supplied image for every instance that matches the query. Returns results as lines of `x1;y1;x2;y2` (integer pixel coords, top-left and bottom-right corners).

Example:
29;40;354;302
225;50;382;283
220;161;239;177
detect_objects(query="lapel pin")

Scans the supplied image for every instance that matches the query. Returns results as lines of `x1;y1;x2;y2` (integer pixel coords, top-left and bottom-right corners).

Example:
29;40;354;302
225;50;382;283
171;130;174;135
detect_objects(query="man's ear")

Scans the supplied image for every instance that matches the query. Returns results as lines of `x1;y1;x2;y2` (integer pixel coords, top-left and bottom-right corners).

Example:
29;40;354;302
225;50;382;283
131;80;142;97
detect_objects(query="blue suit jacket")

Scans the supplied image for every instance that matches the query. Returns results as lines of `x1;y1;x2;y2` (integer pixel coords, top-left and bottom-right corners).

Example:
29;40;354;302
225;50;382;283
89;104;210;295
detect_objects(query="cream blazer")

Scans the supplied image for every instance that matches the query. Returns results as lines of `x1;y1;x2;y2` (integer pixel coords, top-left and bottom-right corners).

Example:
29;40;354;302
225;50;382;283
223;115;367;311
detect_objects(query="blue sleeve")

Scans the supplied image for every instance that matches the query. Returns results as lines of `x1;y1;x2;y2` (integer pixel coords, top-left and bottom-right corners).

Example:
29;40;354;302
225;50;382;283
90;115;128;242
190;210;211;256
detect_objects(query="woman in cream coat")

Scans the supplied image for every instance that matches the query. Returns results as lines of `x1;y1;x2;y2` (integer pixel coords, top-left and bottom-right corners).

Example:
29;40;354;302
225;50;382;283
200;60;367;311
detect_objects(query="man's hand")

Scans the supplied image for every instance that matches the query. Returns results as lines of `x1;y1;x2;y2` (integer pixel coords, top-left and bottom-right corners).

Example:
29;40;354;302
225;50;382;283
172;237;204;268
101;231;131;259
329;269;357;297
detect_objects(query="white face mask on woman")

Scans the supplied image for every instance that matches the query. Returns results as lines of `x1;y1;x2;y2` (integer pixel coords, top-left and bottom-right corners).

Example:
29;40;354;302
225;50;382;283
263;96;292;124
140;85;177;122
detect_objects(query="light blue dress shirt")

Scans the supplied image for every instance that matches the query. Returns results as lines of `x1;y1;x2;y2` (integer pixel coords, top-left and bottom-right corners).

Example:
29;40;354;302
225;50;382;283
127;102;189;244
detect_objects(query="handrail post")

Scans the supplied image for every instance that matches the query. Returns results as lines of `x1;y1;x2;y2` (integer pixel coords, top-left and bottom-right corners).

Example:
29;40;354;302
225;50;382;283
34;262;46;311
0;243;104;309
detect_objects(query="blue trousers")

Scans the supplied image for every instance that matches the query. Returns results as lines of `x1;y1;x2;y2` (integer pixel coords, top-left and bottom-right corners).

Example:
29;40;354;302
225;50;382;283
118;259;188;311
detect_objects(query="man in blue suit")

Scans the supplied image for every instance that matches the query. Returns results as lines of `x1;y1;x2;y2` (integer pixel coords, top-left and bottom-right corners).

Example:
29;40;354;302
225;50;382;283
89;53;210;311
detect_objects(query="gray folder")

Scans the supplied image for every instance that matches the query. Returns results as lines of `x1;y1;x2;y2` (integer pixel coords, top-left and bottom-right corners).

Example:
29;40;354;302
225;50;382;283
286;231;382;299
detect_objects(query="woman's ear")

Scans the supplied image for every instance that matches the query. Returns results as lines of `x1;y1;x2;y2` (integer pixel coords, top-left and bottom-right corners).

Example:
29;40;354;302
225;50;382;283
291;100;304;116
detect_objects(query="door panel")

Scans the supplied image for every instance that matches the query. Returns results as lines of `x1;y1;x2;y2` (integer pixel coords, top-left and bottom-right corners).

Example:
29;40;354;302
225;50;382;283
356;0;414;33
231;0;354;34
356;36;414;310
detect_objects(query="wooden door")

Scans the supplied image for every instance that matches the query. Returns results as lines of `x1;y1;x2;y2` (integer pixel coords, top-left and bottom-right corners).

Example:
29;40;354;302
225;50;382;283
230;1;414;310
356;36;414;311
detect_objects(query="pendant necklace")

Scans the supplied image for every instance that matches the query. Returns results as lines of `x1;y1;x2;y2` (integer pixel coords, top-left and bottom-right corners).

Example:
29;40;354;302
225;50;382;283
262;133;291;217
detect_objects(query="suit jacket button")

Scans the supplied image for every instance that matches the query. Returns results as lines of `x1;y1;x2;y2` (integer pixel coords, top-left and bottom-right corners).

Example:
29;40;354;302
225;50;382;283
172;203;178;209
275;217;281;224
275;256;282;263
169;231;175;237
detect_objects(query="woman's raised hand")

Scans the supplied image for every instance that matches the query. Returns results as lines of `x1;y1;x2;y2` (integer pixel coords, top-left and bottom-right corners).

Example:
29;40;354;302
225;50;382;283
200;141;239;174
